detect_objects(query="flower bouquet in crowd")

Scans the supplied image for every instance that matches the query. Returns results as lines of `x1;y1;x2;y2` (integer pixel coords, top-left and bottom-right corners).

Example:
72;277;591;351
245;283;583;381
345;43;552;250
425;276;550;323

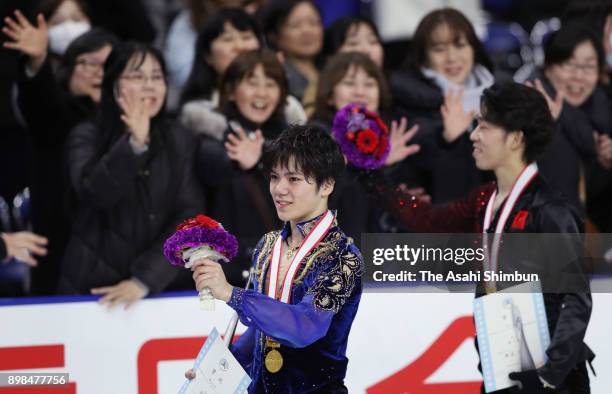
164;215;238;311
332;103;390;170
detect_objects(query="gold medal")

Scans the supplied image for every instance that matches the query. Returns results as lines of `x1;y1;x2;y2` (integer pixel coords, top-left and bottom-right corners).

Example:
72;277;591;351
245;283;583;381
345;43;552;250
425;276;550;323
264;339;283;373
264;349;283;373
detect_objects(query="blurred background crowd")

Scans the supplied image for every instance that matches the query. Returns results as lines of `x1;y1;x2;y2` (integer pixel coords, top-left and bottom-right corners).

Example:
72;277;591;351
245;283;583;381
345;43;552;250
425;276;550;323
1;0;612;306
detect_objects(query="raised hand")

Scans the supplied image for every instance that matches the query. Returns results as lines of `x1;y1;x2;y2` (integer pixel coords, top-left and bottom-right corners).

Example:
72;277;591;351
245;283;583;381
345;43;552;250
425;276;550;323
2;11;48;72
225;127;264;170
384;117;420;166
440;89;475;143
118;88;150;148
526;79;564;120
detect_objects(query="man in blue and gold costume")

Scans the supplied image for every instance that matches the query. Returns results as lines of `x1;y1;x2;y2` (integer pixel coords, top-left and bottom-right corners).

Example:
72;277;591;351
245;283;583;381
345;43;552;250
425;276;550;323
191;124;363;393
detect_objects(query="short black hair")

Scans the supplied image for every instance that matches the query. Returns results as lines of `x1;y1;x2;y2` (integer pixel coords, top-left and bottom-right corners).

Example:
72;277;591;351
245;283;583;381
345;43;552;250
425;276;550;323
98;42;168;155
260;0;321;50
544;23;604;72
181;8;262;104
562;0;612;37
263;125;345;189
480;82;554;163
322;16;382;58
59;28;119;90
409;8;494;75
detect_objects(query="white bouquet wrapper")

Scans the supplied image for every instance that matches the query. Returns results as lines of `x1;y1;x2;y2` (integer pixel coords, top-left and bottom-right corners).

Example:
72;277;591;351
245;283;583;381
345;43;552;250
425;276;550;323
183;245;229;311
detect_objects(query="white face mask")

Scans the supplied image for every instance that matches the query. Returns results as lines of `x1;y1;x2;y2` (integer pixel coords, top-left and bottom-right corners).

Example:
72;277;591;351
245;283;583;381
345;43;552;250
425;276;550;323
48;20;91;55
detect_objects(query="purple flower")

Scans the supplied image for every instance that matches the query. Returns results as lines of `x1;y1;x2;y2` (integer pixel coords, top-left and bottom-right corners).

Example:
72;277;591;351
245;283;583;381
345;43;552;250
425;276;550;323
163;226;239;267
332;104;390;170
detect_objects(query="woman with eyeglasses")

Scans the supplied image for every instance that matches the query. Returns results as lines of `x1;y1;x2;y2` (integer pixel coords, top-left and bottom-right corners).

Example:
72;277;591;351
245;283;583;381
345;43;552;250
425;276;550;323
2;10;118;295
59;42;203;307
525;23;612;217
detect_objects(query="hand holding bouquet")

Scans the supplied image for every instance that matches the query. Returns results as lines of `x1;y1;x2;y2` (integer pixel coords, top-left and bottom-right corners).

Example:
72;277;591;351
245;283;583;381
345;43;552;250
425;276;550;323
164;215;238;310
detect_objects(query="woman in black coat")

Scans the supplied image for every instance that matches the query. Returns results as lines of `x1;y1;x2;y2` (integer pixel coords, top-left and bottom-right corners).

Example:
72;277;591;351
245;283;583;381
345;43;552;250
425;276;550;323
193;49;287;286
310;52;421;240
60;42;203;307
390;8;495;204
526;24;612;220
3;10;118;295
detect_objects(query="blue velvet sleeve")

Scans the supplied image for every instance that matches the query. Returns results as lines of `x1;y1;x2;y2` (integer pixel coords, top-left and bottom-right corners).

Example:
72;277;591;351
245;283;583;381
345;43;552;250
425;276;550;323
230;326;256;371
228;234;363;349
227;289;334;349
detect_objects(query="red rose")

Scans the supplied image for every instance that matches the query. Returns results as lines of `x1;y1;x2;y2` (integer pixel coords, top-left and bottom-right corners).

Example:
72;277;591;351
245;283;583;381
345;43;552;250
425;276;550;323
176;214;220;231
176;217;198;231
356;129;379;154
196;214;220;228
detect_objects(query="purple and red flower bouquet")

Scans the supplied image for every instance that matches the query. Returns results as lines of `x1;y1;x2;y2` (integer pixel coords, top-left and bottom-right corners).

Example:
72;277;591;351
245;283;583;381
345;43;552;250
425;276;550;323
163;214;238;310
331;104;390;170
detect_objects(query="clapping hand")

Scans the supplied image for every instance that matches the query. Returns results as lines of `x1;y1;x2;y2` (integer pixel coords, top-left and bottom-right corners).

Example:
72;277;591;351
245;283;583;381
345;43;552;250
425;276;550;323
225;127;264;170
118;88;150;148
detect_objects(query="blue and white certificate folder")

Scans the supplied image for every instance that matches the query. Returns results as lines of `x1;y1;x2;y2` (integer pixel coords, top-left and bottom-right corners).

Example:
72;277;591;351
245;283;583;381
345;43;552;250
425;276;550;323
178;327;251;394
474;282;551;393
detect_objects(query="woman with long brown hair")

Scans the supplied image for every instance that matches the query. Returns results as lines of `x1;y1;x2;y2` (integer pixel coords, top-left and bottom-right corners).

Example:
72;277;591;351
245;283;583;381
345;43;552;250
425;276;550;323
310;52;421;244
391;8;495;205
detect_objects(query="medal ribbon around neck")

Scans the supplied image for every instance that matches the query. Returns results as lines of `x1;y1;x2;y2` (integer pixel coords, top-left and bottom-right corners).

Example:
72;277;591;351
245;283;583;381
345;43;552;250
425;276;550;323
482;163;538;280
267;210;334;303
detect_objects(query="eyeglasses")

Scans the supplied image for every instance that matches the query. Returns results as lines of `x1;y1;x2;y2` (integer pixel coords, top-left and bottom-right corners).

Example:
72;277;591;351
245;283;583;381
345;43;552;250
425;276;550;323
75;59;105;70
120;73;166;85
559;61;599;76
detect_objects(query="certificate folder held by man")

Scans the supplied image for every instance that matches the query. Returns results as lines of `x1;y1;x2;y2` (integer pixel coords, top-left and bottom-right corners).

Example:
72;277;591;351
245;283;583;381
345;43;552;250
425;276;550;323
179;328;251;394
474;282;551;393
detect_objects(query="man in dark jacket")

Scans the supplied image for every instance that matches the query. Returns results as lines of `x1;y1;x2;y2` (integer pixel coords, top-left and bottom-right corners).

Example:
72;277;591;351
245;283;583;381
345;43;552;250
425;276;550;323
371;82;593;392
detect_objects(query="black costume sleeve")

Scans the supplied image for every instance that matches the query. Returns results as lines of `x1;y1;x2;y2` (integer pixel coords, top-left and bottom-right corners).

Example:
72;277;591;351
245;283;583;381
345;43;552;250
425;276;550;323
536;201;593;386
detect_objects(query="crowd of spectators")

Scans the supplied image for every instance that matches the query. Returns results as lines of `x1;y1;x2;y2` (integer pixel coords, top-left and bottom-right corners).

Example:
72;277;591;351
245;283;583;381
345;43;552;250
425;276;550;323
1;0;612;306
